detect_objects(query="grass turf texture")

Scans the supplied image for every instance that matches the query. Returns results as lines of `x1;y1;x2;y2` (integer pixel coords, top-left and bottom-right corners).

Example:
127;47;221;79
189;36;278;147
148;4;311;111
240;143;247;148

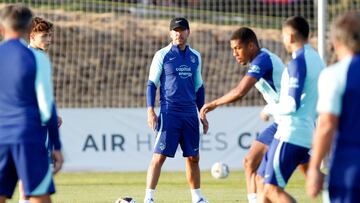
7;171;321;203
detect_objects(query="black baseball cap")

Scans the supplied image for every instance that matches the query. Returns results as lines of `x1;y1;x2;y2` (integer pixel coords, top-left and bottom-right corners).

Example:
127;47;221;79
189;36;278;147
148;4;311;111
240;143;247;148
169;17;190;30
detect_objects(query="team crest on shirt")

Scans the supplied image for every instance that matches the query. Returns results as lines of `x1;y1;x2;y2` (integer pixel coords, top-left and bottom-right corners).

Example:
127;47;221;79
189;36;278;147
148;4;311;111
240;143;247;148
248;65;260;74
190;55;196;63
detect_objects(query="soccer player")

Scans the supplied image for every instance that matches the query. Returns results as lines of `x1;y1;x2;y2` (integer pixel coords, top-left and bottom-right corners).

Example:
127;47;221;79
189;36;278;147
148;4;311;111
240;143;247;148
199;27;285;203
29;17;54;52
306;12;360;203
0;4;63;203
17;16;63;203
28;16;62;127
258;16;324;203
28;16;62;125
145;17;208;203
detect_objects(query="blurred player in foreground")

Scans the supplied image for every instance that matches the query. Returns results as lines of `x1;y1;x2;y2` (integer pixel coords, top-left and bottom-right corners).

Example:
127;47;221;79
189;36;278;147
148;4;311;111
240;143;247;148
199;27;284;203
306;12;360;203
0;4;63;203
258;16;324;203
18;16;63;203
145;17;208;203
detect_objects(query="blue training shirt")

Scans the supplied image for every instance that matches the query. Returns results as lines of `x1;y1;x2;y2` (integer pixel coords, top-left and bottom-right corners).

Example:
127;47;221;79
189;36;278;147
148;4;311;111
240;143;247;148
0;39;61;150
147;43;204;116
317;54;360;154
247;48;285;105
264;44;325;148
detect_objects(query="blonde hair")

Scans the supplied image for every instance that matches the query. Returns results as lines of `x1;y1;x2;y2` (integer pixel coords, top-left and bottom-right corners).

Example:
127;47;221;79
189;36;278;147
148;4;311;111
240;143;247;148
331;12;360;53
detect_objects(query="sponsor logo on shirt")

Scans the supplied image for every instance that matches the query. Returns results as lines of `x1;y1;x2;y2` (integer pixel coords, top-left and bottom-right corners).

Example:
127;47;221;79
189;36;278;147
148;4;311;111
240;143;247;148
248;65;261;74
176;65;192;79
288;77;299;88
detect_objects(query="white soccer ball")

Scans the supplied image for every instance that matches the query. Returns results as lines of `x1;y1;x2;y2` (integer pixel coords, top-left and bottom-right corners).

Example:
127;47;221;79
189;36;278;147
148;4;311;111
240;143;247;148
114;197;137;203
211;162;229;179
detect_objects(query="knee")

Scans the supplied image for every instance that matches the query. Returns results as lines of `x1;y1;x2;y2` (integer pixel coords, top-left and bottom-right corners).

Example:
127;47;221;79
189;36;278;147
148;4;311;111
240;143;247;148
263;184;281;198
151;154;166;167
187;156;199;165
243;155;256;172
256;174;263;184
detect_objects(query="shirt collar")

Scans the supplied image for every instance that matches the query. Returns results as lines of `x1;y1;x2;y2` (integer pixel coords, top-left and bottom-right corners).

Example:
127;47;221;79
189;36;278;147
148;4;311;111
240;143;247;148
249;49;263;65
291;43;310;59
28;44;45;52
170;43;189;52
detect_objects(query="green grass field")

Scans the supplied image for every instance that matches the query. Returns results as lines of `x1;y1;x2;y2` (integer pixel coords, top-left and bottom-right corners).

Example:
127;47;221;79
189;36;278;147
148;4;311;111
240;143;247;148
7;171;321;203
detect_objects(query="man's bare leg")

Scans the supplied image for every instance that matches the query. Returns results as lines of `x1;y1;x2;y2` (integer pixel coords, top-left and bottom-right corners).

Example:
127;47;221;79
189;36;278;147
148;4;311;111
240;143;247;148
144;153;167;202
243;141;268;203
186;156;207;203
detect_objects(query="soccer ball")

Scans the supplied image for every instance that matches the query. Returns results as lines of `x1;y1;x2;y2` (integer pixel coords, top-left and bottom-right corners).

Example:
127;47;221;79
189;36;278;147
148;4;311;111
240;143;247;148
211;162;229;179
114;197;137;203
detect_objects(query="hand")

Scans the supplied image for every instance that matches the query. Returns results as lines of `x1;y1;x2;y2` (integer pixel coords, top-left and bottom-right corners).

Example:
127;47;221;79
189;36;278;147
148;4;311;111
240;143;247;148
57;116;63;128
306;168;324;199
199;102;217;119
52;150;64;174
147;108;158;132
200;115;209;134
260;110;270;121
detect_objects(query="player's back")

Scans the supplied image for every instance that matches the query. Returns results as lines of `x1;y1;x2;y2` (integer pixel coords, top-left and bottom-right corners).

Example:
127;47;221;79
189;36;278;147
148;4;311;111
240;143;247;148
319;54;360;190
324;54;360;151
277;44;324;148
299;44;324;120
0;39;45;144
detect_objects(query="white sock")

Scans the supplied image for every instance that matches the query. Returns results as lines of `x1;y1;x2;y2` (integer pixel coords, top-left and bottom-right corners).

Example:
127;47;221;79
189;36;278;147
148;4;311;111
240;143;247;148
19;200;31;203
247;193;257;203
191;188;203;203
144;189;155;201
322;189;331;203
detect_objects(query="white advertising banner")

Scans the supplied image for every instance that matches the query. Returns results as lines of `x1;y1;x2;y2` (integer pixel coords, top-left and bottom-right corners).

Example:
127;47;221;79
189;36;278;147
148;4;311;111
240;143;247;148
59;107;270;172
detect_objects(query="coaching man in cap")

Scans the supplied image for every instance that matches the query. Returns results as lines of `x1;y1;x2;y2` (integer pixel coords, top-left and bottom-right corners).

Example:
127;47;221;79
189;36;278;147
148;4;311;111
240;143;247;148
144;17;209;203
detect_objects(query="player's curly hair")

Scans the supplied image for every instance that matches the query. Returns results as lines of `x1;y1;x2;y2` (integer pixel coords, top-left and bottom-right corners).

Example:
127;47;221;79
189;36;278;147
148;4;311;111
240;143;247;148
31;17;53;33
